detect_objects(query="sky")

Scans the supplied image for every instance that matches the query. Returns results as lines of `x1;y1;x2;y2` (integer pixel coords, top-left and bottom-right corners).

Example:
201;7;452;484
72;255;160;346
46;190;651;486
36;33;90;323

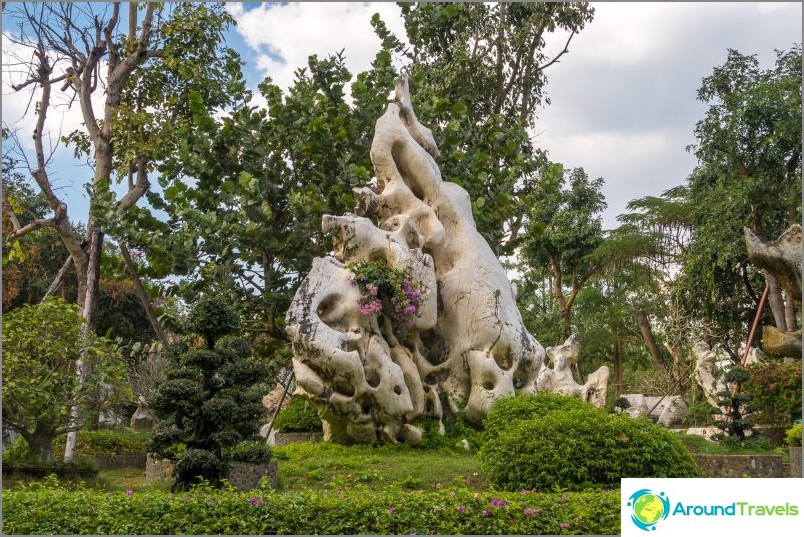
2;2;802;230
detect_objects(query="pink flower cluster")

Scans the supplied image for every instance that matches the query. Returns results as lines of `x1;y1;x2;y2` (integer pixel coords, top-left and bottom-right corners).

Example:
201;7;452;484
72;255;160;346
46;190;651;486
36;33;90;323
390;278;423;331
358;282;383;315
522;507;541;517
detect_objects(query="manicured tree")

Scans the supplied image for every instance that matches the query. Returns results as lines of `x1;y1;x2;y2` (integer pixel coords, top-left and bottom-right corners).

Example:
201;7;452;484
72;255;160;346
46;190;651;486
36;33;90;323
148;296;270;490
1;298;129;462
712;366;755;442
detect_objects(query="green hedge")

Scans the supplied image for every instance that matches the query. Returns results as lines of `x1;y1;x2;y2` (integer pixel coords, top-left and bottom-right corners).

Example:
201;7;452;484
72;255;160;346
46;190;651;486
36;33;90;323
479;394;700;491
273;396;322;432
2;481;620;535
52;429;151;459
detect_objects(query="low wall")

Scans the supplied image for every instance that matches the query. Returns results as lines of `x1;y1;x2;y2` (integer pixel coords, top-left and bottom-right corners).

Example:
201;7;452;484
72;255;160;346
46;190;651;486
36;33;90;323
790;447;802;478
694;454;786;478
145;454;278;490
274;432;323;446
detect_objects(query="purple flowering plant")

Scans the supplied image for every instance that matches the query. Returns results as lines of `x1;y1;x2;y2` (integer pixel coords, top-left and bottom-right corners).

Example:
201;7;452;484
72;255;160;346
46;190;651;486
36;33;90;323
347;259;424;334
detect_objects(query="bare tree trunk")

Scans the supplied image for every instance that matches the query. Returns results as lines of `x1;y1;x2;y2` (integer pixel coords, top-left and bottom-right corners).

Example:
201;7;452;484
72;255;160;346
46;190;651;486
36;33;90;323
64;226;102;462
613;334;623;397
634;308;668;375
783;290;797;331
121;243;168;345
765;271;788;331
41;255;74;302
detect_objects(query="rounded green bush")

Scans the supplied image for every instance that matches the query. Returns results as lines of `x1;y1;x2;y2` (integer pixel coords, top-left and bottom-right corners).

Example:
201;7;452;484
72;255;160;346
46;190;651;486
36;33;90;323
273;396;322;432
226;440;272;464
482;393;594;446
479;394;700;491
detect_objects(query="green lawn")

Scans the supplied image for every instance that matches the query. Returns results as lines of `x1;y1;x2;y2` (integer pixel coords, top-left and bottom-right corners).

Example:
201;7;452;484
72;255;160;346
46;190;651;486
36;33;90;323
271;441;491;492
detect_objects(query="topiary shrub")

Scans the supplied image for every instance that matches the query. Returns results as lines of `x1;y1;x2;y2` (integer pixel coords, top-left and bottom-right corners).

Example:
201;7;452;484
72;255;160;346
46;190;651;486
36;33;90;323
273;396;322;432
149;296;271;490
225;441;272;464
478;394;700;492
481;393;592;446
52;429;150;459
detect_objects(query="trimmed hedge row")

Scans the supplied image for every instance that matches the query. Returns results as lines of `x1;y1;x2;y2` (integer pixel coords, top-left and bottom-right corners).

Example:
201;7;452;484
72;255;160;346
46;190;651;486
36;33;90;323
3;482;620;535
52;428;151;458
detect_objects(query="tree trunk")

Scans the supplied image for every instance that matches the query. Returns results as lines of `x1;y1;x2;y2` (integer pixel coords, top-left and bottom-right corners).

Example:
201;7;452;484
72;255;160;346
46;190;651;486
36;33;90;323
27;428;56;463
613;334;623;397
634;308;668;375
65;226;103;462
783;290;797;331
121;243;168;344
765;271;788;331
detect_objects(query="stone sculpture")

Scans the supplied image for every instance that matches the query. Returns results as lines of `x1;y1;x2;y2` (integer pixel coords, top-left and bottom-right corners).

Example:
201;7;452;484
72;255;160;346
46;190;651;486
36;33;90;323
285;76;547;444
692;341;729;410
536;333;609;407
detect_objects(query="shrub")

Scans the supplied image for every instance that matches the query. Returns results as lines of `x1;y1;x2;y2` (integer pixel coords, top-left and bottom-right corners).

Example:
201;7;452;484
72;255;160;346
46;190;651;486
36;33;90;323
51;429;150;459
1;483;620;535
149;297;271;490
786;423;802;447
1;298;130;462
712;366;755;441
225;441;272;464
479;394;700;491
743;361;802;426
481;393;592;446
273;396;322;432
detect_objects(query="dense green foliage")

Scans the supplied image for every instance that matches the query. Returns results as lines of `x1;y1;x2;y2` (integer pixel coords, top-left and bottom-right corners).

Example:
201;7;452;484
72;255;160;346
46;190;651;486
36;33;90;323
273;396;323;433
711;367;755;441
481;393;591;446
149;297;270;489
785;423;802;447
479;394;700;491
50;429;151;459
2;480;620;535
743;361;803;426
224;441;273;465
1;298;129;462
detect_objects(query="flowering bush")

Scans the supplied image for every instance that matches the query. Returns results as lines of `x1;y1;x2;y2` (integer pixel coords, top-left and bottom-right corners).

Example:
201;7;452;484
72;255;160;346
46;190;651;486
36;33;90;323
2;482;620;535
743;361;802;426
348;260;424;333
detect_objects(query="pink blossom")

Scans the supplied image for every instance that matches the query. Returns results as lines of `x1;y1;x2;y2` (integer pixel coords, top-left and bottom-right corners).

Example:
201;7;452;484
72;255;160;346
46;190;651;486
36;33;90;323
560;522;570;530
457;505;466;513
482;509;492;517
403;305;417;315
125;489;133;496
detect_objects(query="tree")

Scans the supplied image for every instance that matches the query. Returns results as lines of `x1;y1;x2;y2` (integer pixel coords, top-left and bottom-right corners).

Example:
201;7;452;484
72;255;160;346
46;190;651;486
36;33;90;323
149;296;271;490
4;1;242;459
519;162;607;342
1;298;129;462
628;46;802;357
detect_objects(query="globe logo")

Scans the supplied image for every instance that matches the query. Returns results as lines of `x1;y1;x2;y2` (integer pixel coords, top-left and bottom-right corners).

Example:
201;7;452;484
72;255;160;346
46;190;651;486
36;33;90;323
627;489;670;531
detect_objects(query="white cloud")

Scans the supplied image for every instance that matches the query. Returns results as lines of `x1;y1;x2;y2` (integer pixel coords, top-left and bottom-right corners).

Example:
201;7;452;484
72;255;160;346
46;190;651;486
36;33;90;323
228;2;407;92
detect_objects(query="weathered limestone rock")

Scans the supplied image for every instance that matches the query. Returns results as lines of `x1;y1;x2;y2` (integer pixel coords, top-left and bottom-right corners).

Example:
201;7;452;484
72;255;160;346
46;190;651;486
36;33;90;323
761;325;802;358
617;394;650;418
285;75;545;444
656;395;687;427
693;341;729;410
744;225;802;308
129;395;153;430
536;333;609;408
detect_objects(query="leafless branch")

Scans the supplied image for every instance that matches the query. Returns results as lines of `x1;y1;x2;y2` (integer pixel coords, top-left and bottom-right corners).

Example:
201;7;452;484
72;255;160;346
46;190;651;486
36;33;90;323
538;31;576;71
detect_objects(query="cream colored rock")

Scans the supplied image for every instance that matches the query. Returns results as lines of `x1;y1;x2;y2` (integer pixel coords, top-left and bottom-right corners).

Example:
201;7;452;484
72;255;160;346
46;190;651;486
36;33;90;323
285;75;546;444
692;341;730;410
536;334;609;408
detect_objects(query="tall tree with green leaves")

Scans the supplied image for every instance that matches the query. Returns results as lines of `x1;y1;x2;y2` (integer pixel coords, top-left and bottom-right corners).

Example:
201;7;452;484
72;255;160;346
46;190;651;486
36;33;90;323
3;1;243;460
519;162;607;342
630;46;802;357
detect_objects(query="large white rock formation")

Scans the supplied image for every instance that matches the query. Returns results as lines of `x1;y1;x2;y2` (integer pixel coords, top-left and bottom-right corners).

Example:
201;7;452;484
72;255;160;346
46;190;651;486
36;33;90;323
536;333;609;407
285;76;548;444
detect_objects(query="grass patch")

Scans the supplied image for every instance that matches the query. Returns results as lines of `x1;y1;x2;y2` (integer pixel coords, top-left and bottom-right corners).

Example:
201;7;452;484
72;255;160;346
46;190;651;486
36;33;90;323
677;433;785;455
272;441;490;492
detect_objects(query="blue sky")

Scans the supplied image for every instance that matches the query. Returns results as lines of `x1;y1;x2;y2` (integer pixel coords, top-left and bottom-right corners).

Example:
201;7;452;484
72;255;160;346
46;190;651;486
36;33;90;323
3;2;802;230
